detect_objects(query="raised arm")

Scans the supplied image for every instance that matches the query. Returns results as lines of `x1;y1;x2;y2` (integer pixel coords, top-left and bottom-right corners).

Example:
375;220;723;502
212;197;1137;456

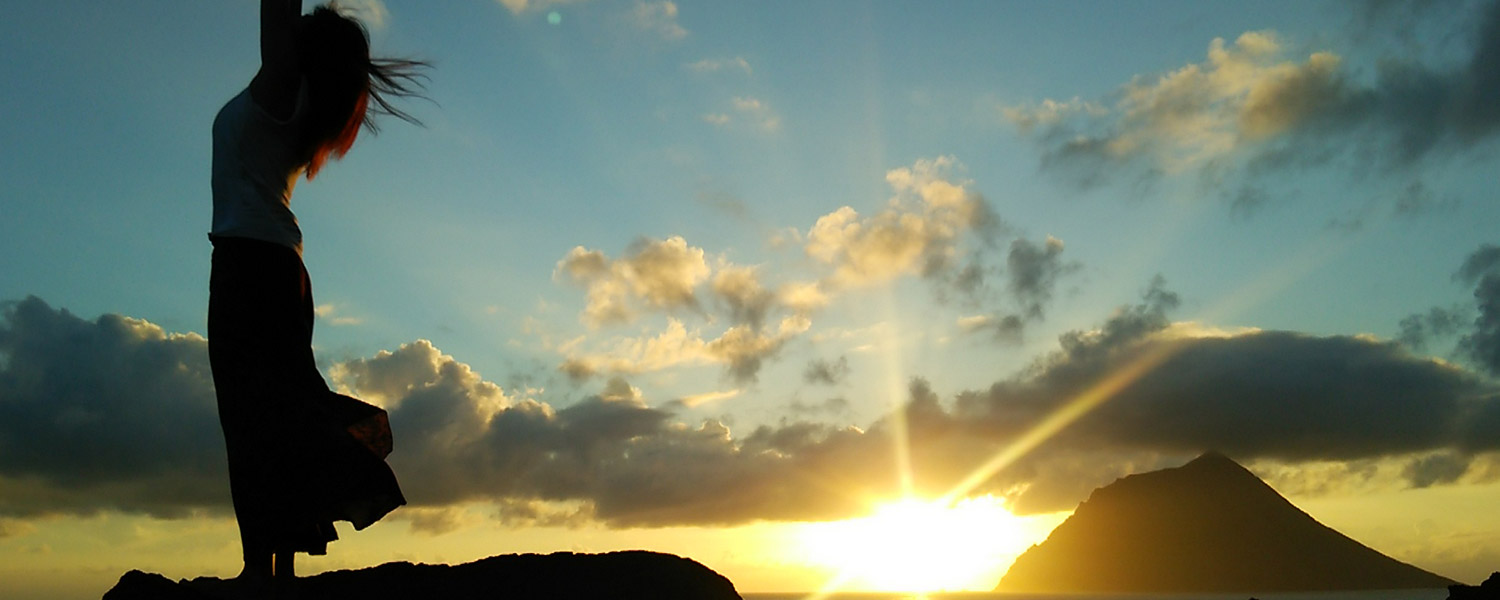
249;0;302;121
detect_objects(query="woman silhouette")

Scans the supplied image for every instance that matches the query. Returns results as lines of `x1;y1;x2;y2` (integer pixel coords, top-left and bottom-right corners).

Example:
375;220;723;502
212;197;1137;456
207;0;426;588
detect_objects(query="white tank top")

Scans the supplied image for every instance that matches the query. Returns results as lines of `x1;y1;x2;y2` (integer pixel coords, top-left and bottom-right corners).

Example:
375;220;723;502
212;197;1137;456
210;85;309;254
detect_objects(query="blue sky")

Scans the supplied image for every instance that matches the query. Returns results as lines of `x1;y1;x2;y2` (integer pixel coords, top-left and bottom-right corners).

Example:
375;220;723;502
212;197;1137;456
3;0;1500;596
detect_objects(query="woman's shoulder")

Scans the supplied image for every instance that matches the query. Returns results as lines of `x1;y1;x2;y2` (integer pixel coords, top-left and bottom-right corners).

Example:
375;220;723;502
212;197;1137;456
249;67;303;124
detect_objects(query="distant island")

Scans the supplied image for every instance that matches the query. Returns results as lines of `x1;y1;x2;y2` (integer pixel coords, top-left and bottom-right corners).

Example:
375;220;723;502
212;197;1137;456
996;451;1457;593
103;550;741;600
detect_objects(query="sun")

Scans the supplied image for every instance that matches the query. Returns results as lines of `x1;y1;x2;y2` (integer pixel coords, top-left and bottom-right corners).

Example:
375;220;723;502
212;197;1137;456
793;495;1054;593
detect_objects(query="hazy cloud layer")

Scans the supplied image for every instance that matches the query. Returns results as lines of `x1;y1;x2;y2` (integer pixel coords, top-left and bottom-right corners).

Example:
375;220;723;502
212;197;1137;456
1006;1;1500;207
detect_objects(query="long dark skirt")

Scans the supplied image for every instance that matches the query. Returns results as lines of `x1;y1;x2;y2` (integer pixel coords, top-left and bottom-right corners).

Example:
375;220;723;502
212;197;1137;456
208;236;405;556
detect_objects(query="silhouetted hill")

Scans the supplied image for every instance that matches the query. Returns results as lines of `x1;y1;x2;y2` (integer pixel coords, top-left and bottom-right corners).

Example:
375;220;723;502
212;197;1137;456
996;451;1456;593
103;550;741;600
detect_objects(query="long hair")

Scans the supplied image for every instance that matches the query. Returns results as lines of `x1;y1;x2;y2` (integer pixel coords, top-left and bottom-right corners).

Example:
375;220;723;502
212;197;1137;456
296;5;429;179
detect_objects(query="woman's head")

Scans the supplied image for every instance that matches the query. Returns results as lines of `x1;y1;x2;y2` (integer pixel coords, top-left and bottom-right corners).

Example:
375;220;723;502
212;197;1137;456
295;4;427;179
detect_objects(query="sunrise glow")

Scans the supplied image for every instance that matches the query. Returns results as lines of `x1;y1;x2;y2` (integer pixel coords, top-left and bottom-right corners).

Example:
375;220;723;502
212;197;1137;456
795;495;1061;593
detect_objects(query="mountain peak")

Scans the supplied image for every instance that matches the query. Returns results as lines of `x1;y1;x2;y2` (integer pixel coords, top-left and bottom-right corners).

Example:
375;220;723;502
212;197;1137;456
996;454;1455;594
1186;449;1236;467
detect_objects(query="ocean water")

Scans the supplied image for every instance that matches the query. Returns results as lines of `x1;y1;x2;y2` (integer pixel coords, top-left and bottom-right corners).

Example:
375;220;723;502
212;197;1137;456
743;590;1450;600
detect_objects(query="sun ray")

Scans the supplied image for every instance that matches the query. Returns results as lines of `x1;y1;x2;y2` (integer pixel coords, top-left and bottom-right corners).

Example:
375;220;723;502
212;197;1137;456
937;340;1185;504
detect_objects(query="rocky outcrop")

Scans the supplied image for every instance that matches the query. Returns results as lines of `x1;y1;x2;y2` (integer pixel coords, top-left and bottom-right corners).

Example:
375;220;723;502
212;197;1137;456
1449;572;1500;600
103;550;741;600
996;452;1456;593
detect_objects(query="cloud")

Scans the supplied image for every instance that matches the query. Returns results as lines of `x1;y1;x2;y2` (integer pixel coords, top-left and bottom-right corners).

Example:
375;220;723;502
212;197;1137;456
687;57;752;75
1396;243;1500;375
803;356;850;386
1397;305;1469;351
1457;244;1500;375
397;506;473;536
556;319;713;377
330;348;888;525
706;316;810;383
5;293;1498;528
555;237;710;327
1006;236;1076;320
706;97;781;132
940;279;1500;511
315;303;364;327
671;388;742;409
711;264;775;330
337;0;391;29
557;315;807;384
805;156;1000;288
630;0;687;40
1007;1;1500;206
496;0;577;16
960;313;1025;344
1006;30;1348;175
0;297;224;518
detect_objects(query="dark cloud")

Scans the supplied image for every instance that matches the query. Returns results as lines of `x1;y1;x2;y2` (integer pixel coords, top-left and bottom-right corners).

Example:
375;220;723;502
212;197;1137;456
953;236;1079;344
6;288;1499;527
1006;236;1076;320
314;275;1500;521
1404;451;1472;488
710;265;775;331
1397;305;1469;351
802;356;850;386
0;297;225;518
1457;244;1500;375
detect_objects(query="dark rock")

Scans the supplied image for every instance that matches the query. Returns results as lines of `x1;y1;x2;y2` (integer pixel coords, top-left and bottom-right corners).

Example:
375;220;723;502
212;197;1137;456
103;570;206;600
996;451;1457;593
103;550;741;600
1448;571;1500;600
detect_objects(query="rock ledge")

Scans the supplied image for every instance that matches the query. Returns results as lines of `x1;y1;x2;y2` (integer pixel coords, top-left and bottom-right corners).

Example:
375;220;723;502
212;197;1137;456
103;550;741;600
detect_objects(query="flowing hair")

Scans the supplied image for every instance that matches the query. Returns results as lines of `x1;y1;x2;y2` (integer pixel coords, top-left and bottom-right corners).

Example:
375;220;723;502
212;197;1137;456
298;5;430;179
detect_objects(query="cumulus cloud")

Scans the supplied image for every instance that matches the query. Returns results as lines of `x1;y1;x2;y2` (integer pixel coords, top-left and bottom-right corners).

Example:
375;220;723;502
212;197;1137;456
555;236;710;327
0;297;224;518
805;156;1001;288
1006;30;1348;175
1007;1;1500;208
